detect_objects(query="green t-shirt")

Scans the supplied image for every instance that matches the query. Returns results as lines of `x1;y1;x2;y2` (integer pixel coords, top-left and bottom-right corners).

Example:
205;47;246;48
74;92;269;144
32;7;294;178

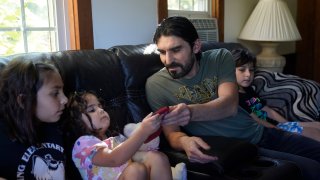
146;48;264;144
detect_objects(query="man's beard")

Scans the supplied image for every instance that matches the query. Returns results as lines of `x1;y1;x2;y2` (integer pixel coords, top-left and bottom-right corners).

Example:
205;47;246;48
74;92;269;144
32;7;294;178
166;55;196;79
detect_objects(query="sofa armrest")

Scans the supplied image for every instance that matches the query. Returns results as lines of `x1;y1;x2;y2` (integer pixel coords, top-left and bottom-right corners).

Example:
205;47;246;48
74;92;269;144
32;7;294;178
253;70;320;122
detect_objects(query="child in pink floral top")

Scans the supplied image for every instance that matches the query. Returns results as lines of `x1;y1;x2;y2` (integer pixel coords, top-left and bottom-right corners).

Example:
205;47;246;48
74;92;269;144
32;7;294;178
66;91;172;180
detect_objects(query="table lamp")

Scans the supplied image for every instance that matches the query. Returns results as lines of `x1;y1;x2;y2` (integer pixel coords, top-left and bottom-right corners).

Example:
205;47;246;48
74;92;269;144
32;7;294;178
238;0;301;72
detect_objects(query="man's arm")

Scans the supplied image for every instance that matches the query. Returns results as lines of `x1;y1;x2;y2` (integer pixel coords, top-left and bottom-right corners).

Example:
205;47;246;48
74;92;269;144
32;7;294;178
163;124;218;163
162;81;238;126
189;81;238;122
162;125;188;151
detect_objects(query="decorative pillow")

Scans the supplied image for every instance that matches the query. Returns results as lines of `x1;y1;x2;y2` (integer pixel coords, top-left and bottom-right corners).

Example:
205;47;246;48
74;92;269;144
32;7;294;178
252;70;320;122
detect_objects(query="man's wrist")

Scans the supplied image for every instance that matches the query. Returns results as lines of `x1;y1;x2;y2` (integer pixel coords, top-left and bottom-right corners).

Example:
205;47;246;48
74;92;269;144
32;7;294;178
179;135;190;148
187;105;193;121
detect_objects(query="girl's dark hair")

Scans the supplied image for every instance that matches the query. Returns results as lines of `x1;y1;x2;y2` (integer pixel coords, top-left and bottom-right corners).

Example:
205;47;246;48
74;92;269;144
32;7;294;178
153;16;202;60
63;91;101;142
231;48;256;68
0;58;59;146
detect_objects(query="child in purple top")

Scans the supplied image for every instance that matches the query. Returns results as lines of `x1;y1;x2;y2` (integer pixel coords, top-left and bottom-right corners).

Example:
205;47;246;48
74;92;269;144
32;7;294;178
232;48;320;142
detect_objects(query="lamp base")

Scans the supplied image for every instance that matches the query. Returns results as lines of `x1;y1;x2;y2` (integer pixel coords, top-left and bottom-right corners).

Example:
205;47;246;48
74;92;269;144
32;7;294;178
256;54;285;72
256;42;286;73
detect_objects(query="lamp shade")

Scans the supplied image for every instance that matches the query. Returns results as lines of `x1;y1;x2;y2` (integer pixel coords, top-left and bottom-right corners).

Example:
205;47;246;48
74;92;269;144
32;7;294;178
239;0;301;42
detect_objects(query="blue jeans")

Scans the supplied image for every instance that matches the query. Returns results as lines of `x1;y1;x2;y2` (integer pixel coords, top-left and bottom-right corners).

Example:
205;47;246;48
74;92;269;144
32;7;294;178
258;127;320;179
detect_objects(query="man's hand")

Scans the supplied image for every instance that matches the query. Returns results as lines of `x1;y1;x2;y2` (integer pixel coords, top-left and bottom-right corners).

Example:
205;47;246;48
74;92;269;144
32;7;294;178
162;103;191;126
180;136;218;163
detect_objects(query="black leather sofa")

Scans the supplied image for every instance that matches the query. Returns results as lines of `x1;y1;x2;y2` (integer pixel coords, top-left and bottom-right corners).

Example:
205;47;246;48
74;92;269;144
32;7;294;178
0;42;305;179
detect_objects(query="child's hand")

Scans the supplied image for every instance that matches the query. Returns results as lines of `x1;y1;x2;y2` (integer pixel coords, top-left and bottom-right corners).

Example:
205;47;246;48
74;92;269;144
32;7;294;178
140;112;162;136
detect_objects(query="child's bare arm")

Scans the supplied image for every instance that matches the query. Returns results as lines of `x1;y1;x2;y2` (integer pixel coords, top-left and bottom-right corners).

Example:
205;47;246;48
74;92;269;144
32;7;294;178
262;106;287;123
92;113;161;167
250;113;277;128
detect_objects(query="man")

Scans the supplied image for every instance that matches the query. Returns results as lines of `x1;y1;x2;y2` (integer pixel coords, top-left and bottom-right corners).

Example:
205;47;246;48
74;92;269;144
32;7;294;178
146;16;320;179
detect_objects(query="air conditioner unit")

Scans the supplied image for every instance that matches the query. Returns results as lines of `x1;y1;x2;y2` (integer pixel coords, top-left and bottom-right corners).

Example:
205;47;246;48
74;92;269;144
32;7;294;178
189;18;219;42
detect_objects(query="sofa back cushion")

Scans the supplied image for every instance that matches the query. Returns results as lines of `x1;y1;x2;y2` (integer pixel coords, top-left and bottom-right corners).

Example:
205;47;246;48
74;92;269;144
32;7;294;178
253;70;320;122
109;44;164;123
54;49;136;133
0;50;134;134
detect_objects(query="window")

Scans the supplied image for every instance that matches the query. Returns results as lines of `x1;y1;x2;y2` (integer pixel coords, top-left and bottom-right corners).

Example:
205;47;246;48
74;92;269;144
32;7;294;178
168;0;211;18
0;0;69;56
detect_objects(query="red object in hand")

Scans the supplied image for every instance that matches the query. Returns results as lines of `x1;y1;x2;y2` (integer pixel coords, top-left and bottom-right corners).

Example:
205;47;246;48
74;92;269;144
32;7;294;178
154;106;170;115
144;107;170;143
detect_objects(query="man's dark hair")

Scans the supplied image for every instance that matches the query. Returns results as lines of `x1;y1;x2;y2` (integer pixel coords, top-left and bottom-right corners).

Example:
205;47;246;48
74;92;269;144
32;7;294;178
153;16;202;60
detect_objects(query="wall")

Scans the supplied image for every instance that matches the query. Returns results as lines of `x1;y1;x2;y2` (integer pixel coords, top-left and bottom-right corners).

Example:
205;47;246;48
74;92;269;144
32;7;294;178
224;0;257;43
91;0;157;49
224;0;298;55
91;0;298;55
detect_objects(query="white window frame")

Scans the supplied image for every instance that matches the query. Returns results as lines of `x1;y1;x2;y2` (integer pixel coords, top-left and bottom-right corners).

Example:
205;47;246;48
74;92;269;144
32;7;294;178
168;0;212;19
56;0;70;51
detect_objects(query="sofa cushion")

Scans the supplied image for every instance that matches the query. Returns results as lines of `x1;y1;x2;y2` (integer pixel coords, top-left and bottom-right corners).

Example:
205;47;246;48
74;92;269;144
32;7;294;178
109;44;164;123
54;49;135;133
253;70;320;122
1;50;134;133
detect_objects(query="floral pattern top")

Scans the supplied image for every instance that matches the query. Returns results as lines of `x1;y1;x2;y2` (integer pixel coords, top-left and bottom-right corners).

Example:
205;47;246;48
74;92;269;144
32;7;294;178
72;135;129;180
